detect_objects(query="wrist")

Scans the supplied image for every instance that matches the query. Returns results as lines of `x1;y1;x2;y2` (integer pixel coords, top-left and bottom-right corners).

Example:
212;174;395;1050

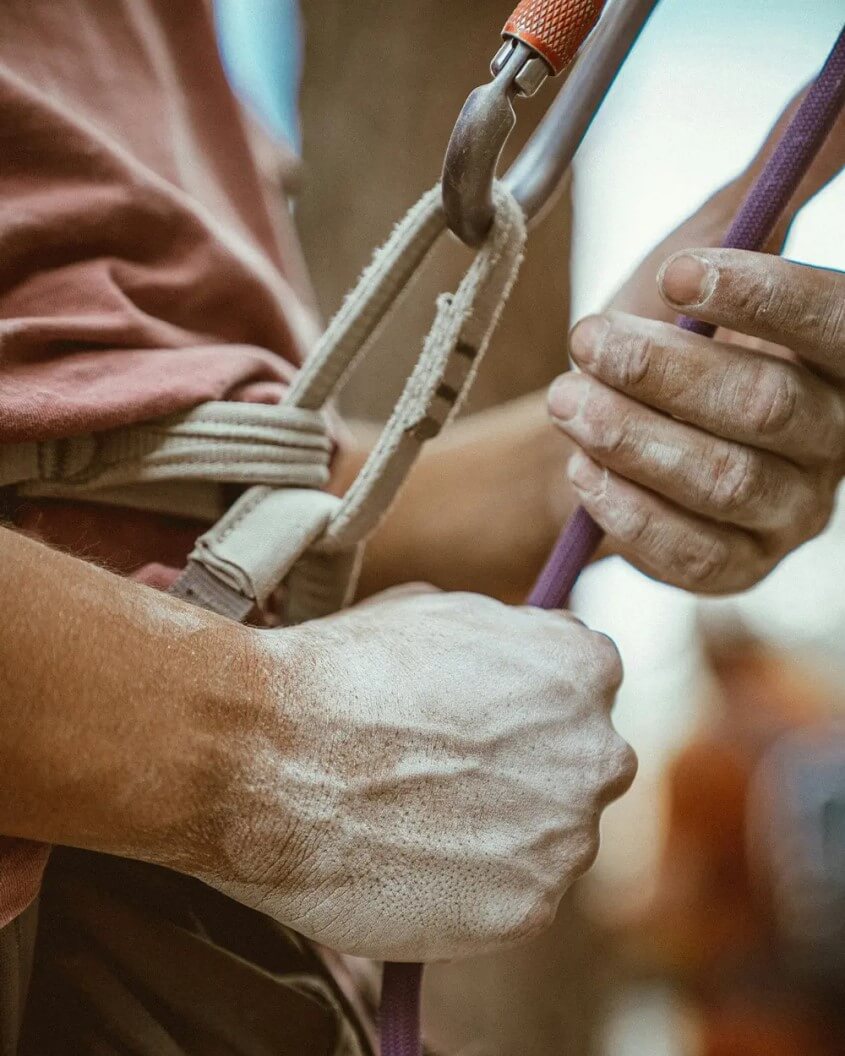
114;611;264;879
178;620;315;903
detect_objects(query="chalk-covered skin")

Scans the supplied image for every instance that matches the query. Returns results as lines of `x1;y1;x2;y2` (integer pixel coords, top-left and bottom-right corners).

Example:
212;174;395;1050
550;252;845;593
202;585;634;962
0;534;632;962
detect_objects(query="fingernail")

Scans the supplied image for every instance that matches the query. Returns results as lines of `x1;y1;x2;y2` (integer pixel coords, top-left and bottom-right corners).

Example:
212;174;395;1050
659;253;717;308
567;451;600;491
569;315;610;367
549;376;581;422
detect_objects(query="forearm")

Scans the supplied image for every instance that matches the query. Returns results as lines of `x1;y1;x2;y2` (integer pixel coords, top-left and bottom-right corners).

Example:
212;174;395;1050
0;525;256;871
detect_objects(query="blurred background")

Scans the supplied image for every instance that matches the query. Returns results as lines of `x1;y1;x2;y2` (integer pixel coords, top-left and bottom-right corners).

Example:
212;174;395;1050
215;1;844;1053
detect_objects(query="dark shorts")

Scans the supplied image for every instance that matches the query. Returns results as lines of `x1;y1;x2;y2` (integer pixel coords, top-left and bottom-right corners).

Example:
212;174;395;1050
1;849;373;1056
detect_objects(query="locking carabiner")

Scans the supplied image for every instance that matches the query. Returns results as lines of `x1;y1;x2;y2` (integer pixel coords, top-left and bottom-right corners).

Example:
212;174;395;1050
442;0;660;247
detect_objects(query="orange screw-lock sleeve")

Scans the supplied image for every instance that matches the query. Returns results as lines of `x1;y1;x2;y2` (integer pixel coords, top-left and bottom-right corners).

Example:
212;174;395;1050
503;0;607;76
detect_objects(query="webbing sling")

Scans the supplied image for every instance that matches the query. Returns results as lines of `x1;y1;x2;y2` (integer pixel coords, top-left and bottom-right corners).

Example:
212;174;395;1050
0;402;333;522
170;184;526;625
379;23;845;1056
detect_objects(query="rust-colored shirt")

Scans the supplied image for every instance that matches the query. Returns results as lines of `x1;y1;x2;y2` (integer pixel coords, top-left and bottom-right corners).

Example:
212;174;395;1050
0;0;320;445
0;0;322;925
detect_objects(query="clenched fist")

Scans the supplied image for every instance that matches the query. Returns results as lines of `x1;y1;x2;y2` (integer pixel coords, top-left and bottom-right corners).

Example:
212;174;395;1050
200;587;634;962
550;251;845;593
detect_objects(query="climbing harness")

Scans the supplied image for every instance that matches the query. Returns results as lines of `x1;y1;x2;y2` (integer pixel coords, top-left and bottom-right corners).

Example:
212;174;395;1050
2;2;840;1054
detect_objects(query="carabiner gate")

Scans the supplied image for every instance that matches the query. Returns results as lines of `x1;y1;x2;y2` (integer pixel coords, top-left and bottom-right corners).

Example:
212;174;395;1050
442;0;659;247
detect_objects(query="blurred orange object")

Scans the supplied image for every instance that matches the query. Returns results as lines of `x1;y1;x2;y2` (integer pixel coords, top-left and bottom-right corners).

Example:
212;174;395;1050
622;633;843;1055
629;635;826;974
704;1006;837;1056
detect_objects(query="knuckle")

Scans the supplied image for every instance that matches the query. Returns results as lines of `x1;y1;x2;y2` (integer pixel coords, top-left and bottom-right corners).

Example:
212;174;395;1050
403;581;440;596
817;284;845;359
455;591;496;613
707;446;766;515
590;730;638;799
607;321;654;388
735;555;773;593
737;267;782;329
735;263;845;364
503;895;557;946
740;366;799;437
623;331;654;388
572;828;602;876
608;738;639;793
588;632;624;689
795;473;836;540
683;534;731;591
610;499;651;546
550;610;588;631
580;395;627;458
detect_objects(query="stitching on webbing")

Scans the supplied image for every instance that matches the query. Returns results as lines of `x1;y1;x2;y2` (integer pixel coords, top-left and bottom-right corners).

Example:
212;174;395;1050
212;489;271;546
142;416;327;434
65;442;330;482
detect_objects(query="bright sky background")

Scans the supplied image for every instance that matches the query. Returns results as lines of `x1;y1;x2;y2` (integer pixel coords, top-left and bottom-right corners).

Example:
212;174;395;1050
215;0;303;149
572;0;844;316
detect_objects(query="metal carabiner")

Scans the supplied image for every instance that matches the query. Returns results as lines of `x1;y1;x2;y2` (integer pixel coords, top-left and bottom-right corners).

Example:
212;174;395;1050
442;0;660;247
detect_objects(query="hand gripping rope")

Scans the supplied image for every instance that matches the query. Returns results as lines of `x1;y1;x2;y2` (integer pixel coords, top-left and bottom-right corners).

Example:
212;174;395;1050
528;22;845;609
380;8;845;1056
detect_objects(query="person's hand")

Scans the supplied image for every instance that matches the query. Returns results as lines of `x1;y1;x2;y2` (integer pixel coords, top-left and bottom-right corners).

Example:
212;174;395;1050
348;98;843;603
549;251;845;593
199;586;634;962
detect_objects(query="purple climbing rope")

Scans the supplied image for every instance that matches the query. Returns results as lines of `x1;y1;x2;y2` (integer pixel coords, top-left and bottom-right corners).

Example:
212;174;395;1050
379;962;424;1056
527;503;605;608
533;21;845;604
380;22;845;1056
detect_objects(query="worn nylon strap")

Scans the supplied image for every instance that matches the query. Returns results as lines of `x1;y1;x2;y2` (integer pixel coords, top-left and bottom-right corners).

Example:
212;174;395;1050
5;401;332;519
318;184;526;551
288;186;448;412
173;185;526;622
381;22;845;1056
182;487;342;612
